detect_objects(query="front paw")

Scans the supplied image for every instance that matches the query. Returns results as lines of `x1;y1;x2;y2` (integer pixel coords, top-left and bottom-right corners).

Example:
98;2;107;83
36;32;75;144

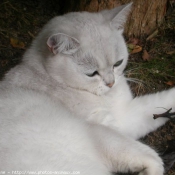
138;161;164;175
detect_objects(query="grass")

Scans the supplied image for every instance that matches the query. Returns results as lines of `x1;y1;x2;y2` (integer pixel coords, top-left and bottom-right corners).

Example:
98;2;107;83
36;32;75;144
126;54;175;95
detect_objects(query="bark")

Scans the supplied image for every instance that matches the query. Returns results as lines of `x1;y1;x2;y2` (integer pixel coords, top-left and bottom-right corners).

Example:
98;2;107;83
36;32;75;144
61;0;168;37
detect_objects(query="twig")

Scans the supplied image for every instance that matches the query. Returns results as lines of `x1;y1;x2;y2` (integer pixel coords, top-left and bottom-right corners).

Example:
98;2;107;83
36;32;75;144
153;108;175;120
28;31;35;39
146;29;158;41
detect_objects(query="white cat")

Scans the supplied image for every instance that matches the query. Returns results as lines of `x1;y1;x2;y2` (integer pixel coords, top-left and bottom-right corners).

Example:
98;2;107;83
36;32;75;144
0;3;175;175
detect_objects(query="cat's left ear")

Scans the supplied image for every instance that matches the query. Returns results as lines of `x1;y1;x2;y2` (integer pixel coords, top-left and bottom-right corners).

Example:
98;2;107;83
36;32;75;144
47;33;80;55
101;3;133;31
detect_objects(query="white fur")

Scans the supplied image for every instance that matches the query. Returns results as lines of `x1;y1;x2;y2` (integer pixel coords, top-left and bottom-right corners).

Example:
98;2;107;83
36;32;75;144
0;3;174;175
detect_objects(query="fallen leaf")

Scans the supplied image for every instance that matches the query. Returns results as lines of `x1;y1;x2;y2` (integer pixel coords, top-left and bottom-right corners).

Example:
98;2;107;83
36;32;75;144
128;48;132;53
131;45;142;54
127;43;135;50
128;37;139;45
167;50;175;55
142;49;150;61
10;38;25;49
165;81;174;86
167;135;173;140
0;60;8;67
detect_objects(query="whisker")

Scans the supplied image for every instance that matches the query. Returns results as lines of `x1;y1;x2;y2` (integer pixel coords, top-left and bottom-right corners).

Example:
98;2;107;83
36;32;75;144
126;77;145;85
125;72;141;76
124;67;141;74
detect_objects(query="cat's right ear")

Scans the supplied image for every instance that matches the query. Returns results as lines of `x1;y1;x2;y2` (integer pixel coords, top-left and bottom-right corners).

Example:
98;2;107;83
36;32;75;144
101;3;133;31
47;33;80;55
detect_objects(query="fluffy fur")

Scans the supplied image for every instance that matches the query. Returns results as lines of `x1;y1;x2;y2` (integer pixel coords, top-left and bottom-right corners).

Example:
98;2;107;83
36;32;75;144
0;3;175;175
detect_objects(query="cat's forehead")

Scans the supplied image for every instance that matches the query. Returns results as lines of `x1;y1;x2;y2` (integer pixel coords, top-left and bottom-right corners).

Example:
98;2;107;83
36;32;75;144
76;42;117;72
80;20;111;41
78;25;117;69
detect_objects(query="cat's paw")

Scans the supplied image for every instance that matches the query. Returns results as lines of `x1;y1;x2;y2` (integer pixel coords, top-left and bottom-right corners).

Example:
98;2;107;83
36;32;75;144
136;147;164;175
138;159;164;175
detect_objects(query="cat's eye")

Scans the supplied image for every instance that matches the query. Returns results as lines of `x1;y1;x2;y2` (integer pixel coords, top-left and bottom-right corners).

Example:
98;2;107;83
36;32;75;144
86;71;99;77
113;59;123;68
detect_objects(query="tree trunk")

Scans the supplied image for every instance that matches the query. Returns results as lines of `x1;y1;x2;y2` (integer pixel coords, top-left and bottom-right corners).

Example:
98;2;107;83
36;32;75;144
61;0;168;37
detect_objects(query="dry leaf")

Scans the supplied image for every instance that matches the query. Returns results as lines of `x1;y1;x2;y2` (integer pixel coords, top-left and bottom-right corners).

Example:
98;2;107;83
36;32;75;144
127;44;135;53
167;50;175;55
142;49;150;61
128;38;139;45
165;81;174;86
127;43;135;50
131;45;142;54
10;38;25;49
128;48;132;53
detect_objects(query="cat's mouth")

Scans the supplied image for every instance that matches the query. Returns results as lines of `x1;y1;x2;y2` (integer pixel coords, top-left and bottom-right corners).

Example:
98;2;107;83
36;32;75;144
66;84;111;96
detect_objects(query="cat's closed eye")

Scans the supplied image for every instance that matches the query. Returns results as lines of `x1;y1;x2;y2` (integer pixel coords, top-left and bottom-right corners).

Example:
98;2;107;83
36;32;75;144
113;59;123;68
86;71;99;77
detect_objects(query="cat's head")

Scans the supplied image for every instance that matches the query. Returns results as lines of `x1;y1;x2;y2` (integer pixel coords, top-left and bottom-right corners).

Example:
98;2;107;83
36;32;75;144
43;3;132;96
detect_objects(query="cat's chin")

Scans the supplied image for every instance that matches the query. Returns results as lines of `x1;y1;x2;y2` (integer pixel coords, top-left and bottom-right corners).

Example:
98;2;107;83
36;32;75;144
90;87;110;96
76;86;110;96
67;82;111;96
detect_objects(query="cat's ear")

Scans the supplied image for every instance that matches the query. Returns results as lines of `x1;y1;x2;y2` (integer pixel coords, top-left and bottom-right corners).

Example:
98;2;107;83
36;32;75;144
101;3;133;31
47;33;80;55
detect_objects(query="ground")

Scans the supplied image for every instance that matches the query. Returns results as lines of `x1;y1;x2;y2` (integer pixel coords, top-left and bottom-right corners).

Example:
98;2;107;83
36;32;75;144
0;0;175;174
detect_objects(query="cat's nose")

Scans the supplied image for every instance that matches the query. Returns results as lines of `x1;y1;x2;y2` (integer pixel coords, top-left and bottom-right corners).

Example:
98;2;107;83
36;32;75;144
106;82;114;88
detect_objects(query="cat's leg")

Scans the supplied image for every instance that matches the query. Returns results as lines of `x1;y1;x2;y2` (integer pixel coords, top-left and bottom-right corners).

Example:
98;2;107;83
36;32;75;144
116;88;175;139
90;124;164;175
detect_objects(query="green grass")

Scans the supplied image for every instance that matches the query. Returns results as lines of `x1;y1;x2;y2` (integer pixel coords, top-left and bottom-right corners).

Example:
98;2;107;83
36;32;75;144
125;54;175;95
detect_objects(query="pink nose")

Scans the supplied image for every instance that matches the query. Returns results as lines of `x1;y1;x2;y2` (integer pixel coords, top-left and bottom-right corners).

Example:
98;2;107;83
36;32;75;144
106;82;114;88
